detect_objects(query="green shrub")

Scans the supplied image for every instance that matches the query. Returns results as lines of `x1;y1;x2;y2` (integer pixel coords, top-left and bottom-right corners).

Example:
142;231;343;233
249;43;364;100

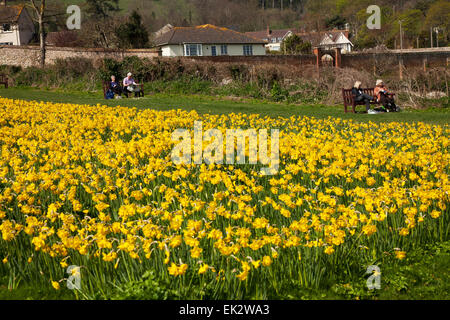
228;64;249;81
109;270;173;300
15;67;49;87
270;81;289;102
51;58;94;79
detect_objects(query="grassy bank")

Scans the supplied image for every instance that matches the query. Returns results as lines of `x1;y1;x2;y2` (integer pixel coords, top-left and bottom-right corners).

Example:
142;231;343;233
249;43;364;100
1;56;449;109
0;87;449;125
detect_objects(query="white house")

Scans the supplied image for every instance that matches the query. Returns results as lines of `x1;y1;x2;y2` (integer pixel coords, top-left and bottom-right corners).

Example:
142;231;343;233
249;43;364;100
153;24;267;57
319;31;353;53
299;30;354;53
0;2;35;46
245;28;293;52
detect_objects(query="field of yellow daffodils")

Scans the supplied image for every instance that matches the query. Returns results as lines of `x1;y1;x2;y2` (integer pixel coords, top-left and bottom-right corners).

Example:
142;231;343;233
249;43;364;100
0;97;448;299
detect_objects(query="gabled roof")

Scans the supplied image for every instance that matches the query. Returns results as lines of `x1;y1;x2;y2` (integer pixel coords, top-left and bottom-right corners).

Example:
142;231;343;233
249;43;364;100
154;24;267;46
333;32;353;45
154;24;174;38
0;5;25;24
296;30;352;47
245;29;292;41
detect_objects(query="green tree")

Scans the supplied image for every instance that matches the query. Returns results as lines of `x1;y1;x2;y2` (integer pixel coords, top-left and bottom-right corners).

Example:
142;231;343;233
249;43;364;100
354;6;395;49
424;0;450;46
392;9;424;48
86;0;120;20
414;0;435;15
336;0;350;14
325;15;347;30
115;11;150;49
83;0;120;48
281;34;312;54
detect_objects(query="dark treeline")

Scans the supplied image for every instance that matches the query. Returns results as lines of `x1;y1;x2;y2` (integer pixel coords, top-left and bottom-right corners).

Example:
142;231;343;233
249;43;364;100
4;0;449;49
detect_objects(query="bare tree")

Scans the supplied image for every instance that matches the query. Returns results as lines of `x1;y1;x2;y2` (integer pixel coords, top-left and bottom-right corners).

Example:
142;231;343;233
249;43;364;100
29;0;46;67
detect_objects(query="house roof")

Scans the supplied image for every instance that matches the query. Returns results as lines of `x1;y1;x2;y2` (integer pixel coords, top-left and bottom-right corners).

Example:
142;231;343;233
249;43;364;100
0;5;25;24
324;31;351;43
245;29;292;41
153;24;267;46
296;30;352;47
153;24;174;38
296;33;323;47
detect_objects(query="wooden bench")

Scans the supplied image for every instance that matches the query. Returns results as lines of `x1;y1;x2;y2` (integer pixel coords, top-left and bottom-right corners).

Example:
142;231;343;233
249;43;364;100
103;81;144;99
0;74;8;89
342;88;395;113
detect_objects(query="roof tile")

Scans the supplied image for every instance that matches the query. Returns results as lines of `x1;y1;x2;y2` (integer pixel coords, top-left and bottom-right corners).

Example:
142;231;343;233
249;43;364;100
154;24;267;46
0;5;24;23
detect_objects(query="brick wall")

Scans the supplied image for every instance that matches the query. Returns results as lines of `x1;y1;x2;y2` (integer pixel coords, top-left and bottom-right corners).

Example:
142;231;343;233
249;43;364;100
0;45;159;68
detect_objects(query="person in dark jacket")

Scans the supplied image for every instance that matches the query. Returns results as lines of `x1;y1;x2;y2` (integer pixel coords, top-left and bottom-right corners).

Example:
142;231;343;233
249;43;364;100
352;81;373;112
109;75;123;98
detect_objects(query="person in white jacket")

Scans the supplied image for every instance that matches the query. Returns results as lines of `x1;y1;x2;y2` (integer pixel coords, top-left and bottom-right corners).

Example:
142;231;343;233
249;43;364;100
123;72;141;98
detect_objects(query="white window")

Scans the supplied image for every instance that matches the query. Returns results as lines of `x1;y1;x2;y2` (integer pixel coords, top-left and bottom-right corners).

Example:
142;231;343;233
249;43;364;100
184;44;203;56
220;45;228;55
243;45;253;56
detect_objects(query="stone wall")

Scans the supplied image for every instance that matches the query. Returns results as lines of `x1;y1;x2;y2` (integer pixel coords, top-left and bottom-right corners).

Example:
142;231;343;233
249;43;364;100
187;49;449;72
340;49;450;72
0;45;159;67
1;45;449;76
185;54;317;67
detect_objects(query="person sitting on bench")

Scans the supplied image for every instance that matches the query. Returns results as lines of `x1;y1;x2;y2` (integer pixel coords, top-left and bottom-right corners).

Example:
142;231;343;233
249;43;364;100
352;81;373;112
123;73;142;98
374;79;399;112
109;75;123;98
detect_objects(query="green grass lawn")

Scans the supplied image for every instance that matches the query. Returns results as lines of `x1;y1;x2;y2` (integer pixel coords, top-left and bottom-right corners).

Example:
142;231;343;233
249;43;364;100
0;87;449;125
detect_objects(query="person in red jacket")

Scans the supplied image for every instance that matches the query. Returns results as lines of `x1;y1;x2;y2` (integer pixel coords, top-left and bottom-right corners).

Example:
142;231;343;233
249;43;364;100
374;79;400;112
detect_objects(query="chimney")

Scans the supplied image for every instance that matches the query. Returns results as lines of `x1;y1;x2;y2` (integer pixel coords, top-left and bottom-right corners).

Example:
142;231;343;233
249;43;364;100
267;25;272;37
